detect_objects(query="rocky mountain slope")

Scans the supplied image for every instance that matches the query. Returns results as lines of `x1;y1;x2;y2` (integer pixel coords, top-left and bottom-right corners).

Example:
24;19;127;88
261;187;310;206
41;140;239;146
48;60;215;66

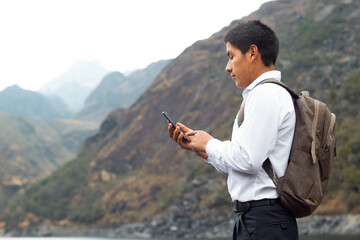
0;113;97;216
0;85;72;120
1;0;360;237
76;59;172;123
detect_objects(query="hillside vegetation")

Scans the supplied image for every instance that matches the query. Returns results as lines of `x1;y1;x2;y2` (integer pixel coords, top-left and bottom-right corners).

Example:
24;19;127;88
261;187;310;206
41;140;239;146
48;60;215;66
0;113;97;217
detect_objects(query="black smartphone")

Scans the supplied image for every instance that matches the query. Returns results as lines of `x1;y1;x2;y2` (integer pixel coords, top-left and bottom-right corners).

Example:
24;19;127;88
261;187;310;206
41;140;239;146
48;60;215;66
162;111;189;142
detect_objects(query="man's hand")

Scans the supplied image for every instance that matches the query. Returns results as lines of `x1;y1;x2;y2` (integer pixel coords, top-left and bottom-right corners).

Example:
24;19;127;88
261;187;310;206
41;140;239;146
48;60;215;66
186;129;214;153
168;122;213;160
168;122;193;151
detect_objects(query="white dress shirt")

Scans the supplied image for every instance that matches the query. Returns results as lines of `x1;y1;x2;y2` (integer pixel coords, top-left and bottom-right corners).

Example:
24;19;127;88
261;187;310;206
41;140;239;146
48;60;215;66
206;70;295;202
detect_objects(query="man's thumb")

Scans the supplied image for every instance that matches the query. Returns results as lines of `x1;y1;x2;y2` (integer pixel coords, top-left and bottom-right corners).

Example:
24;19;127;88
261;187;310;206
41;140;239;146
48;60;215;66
176;122;192;133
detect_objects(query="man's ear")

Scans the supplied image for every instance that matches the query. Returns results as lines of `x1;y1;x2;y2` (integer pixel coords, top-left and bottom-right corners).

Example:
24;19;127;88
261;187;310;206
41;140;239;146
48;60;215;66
249;44;258;59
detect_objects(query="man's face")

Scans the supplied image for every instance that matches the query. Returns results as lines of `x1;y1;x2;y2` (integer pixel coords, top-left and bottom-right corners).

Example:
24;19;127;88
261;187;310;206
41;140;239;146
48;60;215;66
225;42;253;89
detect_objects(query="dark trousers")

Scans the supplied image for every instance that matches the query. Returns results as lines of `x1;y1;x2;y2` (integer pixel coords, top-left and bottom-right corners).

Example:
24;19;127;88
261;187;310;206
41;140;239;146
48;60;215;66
233;201;298;240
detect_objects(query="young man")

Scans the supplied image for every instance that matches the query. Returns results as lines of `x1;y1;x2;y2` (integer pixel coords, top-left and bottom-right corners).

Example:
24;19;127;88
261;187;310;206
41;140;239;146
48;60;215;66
168;20;299;239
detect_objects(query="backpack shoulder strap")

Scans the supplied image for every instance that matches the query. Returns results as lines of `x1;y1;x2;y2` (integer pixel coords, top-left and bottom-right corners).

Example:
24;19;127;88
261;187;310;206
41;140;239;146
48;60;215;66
260;79;300;184
237;78;298;184
237;78;298;127
261;79;300;100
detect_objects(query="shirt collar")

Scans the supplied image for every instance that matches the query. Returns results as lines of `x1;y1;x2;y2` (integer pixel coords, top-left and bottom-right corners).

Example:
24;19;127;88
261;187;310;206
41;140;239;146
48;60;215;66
242;70;281;99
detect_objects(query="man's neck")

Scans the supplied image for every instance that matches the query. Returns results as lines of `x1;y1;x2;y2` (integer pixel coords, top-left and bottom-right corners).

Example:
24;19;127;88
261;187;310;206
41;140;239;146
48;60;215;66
253;65;275;80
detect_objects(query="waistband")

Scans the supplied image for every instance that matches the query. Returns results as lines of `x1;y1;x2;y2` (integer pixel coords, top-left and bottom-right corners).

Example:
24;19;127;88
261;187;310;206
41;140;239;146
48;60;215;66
232;198;280;213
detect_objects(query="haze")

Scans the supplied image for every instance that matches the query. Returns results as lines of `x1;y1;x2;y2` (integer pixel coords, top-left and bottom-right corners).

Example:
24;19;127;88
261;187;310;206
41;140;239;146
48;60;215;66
0;0;271;91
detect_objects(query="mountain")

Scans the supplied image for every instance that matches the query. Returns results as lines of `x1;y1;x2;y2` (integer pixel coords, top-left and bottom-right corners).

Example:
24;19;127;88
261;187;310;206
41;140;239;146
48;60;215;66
47;119;98;154
0;113;97;218
0;85;72;120
2;0;360;237
39;60;109;111
76;59;172;123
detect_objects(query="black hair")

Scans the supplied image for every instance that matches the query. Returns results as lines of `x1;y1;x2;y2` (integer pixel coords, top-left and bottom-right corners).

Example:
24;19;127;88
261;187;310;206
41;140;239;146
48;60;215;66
224;20;279;67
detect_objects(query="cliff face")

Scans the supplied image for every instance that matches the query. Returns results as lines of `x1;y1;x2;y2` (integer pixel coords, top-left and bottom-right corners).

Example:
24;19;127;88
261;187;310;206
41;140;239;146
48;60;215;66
2;0;360;235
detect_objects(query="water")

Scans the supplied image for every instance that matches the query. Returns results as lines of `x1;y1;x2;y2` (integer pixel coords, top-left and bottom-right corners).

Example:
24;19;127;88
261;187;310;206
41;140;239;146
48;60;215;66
1;237;359;240
300;236;360;240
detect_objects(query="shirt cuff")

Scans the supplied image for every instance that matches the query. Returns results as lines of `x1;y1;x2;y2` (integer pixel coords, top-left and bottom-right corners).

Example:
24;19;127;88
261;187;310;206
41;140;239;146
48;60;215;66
206;138;222;162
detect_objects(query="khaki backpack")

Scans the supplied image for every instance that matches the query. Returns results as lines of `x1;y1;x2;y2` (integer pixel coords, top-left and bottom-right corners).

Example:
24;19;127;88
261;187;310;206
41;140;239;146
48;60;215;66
238;79;336;218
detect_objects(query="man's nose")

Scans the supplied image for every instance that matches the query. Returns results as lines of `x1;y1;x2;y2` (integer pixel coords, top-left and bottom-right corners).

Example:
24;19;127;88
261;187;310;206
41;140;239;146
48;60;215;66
225;61;232;72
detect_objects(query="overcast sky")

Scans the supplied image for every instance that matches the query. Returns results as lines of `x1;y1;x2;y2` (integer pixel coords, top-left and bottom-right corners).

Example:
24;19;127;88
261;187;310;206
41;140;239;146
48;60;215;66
0;0;271;91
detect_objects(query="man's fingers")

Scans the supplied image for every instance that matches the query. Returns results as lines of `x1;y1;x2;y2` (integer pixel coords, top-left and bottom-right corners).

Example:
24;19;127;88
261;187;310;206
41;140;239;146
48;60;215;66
172;126;181;141
186;131;197;137
177;122;192;133
177;132;183;145
168;123;174;137
177;132;193;151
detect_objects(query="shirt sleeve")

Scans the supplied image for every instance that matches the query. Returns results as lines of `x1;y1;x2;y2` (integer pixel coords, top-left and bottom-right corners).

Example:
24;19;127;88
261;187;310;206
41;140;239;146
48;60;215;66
206;138;230;173
205;89;281;174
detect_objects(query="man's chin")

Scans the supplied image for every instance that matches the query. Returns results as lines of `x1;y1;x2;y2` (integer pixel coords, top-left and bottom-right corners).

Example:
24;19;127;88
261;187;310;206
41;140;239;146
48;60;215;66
235;81;244;89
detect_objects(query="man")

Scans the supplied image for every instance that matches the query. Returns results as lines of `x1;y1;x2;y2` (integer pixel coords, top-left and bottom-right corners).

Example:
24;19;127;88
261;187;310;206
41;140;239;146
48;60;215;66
168;20;299;239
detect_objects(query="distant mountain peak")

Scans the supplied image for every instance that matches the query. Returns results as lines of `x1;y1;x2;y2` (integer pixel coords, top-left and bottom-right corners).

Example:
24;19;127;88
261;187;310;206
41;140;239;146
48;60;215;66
75;59;172;123
5;84;22;91
38;60;110;111
8;84;20;88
